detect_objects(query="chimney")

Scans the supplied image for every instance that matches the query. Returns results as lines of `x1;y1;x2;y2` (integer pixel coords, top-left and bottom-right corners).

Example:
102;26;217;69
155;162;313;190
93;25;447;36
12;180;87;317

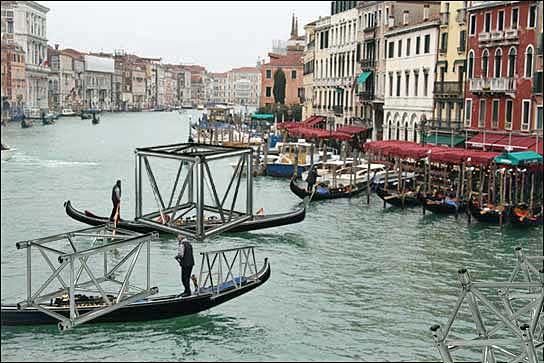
423;4;430;21
55;44;59;50
403;10;409;25
388;15;395;28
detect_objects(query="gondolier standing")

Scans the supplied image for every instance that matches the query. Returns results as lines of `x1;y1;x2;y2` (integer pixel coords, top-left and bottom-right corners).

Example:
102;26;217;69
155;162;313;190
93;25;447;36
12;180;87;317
175;234;195;297
306;165;318;192
110;180;121;221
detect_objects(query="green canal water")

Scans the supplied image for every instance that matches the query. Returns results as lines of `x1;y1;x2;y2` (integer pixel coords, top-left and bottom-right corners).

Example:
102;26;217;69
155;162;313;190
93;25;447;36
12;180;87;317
1;112;542;361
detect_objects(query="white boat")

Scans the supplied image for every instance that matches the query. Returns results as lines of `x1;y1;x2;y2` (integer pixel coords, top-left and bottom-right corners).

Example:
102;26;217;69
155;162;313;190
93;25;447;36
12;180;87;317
197;104;205;110
61;108;77;117
1;143;16;161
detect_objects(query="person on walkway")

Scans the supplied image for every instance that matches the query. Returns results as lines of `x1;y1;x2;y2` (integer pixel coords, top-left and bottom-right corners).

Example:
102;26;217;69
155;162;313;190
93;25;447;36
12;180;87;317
306;165;318;192
175;234;195;297
110;180;121;221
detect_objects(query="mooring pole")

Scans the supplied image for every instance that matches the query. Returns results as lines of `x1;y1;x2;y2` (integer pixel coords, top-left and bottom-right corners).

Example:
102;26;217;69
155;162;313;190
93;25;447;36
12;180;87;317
366;152;371;205
246;150;253;216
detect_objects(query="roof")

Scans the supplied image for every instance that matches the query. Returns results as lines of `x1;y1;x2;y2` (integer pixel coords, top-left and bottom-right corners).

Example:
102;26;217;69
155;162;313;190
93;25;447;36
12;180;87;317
230;66;259;74
494;151;543;166
336;125;367;135
466;133;543;155
209;72;228;78
264;52;303;67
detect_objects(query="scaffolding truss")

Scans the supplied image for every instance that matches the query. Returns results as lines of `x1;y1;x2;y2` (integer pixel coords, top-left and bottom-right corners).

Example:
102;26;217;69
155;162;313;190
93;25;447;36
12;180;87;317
431;247;544;363
134;143;253;241
15;224;159;331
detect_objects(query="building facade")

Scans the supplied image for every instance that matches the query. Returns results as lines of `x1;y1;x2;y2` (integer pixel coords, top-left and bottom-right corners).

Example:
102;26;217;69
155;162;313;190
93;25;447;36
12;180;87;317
228;67;261;106
48;46;80;111
464;1;539;135
302;20;316;120
383;17;440;142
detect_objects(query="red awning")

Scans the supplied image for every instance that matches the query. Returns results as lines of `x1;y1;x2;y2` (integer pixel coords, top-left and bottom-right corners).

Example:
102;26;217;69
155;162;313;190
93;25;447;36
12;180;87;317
336;126;367;135
327;131;353;141
276;121;301;129
466;133;542;154
430;149;500;165
305;116;326;127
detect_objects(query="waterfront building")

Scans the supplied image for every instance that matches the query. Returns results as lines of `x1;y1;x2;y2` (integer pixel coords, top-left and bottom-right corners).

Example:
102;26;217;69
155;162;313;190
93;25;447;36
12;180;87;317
209;72;228;104
260;15;304;110
302;20;317;121
429;1;469;146
47;45;79;111
183;65;208;106
312;15;331;126
383;11;440;142
228;67;261;107
464;1;540;144
80;54;114;111
533;1;543;138
1;40;26;110
177;67;191;106
13;1;50;111
357;1;440;140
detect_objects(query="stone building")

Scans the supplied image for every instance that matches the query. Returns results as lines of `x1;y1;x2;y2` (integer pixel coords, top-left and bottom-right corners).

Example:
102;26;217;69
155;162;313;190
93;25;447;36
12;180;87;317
47;45;80;111
302;20;317;121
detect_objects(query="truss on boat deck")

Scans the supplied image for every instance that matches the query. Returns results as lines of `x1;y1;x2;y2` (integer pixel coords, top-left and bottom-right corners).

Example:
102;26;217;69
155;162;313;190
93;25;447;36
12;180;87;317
134;143;253;241
431;247;544;363
15;224;159;331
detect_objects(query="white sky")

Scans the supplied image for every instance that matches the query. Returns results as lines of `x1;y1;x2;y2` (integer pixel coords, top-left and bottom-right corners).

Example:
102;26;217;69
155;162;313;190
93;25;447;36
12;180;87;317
40;1;329;72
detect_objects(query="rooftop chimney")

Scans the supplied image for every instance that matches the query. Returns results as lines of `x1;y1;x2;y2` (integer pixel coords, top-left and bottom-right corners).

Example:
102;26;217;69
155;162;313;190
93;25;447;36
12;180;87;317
55;44;59;50
423;4;430;21
388;15;395;28
403;10;410;25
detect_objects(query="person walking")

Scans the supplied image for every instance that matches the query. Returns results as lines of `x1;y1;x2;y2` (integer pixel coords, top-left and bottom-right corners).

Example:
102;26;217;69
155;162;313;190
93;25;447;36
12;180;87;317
175;234;195;297
110;180;122;221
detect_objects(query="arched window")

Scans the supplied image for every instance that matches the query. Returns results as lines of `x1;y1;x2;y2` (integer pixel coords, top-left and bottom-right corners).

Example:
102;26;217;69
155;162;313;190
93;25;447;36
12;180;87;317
494;48;502;78
482;49;489;78
404;122;408;140
524;45;533;78
413;123;418;142
388;121;392;140
467;50;475;79
396;122;400;140
508;47;516;77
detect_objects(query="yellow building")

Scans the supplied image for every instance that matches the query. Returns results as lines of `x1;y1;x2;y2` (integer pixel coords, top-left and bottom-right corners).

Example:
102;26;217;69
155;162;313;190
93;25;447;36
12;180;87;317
430;1;468;146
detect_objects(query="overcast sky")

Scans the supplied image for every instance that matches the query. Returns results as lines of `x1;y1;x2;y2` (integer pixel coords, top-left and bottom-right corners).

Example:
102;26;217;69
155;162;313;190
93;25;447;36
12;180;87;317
40;1;329;72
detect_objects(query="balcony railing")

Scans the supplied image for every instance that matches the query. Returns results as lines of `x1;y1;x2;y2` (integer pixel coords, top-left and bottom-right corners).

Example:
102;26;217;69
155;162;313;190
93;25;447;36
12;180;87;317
490;31;504;41
478;32;491;42
434;81;463;96
456;8;466;24
504;29;518;40
333;105;343;115
363;25;377;33
469;77;516;93
358;90;375;100
360;59;376;69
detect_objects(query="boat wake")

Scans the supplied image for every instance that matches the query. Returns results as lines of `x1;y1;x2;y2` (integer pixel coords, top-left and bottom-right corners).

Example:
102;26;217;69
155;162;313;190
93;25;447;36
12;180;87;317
10;154;100;168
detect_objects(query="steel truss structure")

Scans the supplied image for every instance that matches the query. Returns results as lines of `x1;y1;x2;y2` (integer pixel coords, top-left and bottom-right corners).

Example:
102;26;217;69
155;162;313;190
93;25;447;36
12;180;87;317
134;143;253;241
15;225;159;331
431;247;544;363
197;245;259;296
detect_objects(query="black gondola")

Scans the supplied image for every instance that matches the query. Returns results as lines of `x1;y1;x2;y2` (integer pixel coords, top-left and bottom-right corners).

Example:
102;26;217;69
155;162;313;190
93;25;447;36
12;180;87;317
81;112;91;120
510;203;543;226
1;259;270;326
64;200;305;234
375;186;421;208
468;199;508;224
421;195;467;215
289;178;366;201
92;113;100;124
21;119;33;128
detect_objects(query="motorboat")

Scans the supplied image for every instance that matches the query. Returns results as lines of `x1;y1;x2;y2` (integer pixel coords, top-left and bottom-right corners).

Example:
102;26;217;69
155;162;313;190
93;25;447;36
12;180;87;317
1;143;16;161
61;108;77;117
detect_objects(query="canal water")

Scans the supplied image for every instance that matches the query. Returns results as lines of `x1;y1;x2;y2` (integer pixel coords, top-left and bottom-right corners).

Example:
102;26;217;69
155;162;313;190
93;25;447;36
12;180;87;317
1;112;542;361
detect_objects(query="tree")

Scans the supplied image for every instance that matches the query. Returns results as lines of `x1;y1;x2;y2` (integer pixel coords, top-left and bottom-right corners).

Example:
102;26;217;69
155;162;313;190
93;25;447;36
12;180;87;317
273;68;286;104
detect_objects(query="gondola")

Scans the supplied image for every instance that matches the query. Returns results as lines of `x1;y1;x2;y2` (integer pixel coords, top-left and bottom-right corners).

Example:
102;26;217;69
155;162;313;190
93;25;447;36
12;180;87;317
92;114;100;124
375;186;421;208
64;200;305;234
289;178;366;201
468;199;508;225
510;203;543;226
21;119;33;128
421;195;467;215
1;258;270;326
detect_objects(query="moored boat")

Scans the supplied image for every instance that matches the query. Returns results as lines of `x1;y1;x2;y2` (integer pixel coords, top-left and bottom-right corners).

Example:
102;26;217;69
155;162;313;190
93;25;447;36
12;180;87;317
468;199;508;225
61;108;77;117
421;194;467;215
290;177;366;202
376;186;421;208
510;203;543;226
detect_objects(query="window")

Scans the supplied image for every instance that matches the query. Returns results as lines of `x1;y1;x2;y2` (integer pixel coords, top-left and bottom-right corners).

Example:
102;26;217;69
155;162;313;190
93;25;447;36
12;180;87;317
479;99;486;127
482;49;489;78
468;50;474;78
521;100;531;131
511;8;519;29
414;72;419;96
424;34;430;53
416;36;421;55
536;106;543;130
484;13;491;32
465;99;472;127
524;45;533;78
388;41;394;58
441;33;448;53
469;14;476;35
396;73;401;96
505;99;513;130
266;69;271;79
405;73;409;96
398;39;402;57
423;72;429;96
291;70;297;79
508;47;516;77
265;87;271;97
406;38;411;56
389;73;393;96
497;10;504;31
492;99;499;128
528;5;536;28
494;48;502;78
459;30;466;52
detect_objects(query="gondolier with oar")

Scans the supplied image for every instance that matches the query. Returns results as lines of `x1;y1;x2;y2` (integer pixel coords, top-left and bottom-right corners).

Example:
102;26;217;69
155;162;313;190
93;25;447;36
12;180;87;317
306;165;318;193
175;234;195;297
110;180;121;222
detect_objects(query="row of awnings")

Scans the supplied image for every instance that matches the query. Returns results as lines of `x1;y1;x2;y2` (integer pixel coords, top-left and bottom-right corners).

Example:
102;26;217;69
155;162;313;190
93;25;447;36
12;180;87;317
466;133;543;155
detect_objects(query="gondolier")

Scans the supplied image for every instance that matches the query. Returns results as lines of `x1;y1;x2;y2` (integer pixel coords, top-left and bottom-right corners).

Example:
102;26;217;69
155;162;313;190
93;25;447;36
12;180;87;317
110;180;122;221
175;234;195;297
306;165;318;192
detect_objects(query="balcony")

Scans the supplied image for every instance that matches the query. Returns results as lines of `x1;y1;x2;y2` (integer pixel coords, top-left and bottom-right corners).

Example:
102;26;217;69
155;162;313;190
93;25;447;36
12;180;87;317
333;105;343;115
360;59;376;70
456;8;466;24
363;25;377;33
358;90;375;100
504;29;518;40
440;12;449;26
490;31;504;41
469;77;516;93
434;81;463;97
478;32;491;42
